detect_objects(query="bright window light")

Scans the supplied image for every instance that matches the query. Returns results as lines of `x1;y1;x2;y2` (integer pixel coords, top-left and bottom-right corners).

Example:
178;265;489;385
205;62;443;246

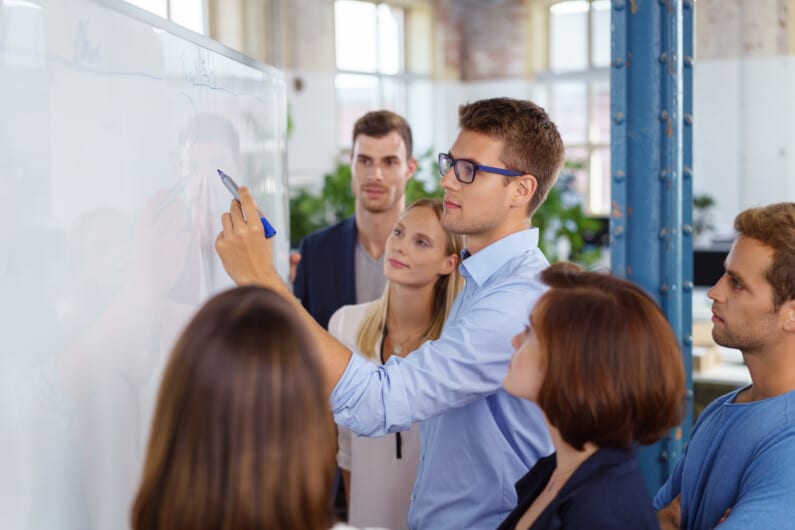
335;0;377;72
124;0;205;34
125;0;167;17
170;0;205;33
550;0;589;15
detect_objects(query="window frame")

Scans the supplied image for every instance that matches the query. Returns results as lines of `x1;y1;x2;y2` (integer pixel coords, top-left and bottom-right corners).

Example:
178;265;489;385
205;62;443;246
333;0;432;152
542;0;611;216
124;0;208;34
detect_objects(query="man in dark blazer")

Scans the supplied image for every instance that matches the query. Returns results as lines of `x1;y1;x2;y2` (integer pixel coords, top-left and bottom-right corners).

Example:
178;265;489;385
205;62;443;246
292;110;417;329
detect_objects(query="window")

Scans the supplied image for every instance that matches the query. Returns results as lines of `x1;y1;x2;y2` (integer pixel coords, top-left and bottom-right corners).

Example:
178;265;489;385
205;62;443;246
543;0;610;215
334;0;432;154
125;0;206;34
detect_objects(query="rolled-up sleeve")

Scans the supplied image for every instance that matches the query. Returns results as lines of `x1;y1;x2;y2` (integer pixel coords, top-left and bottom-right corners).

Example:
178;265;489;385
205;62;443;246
331;277;544;437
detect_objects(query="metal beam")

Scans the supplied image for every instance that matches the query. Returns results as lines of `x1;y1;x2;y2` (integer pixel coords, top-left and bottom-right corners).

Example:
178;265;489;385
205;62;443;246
610;0;694;494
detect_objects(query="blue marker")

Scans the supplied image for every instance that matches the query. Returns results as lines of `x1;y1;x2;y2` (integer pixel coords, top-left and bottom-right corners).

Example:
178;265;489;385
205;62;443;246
218;169;277;239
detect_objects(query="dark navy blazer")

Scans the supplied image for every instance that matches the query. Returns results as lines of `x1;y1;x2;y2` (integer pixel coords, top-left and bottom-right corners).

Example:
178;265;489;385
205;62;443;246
293;216;358;329
497;447;659;530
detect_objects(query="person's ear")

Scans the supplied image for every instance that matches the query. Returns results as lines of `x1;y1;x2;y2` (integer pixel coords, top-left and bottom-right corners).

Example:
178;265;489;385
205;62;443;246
781;300;795;333
511;174;538;208
440;252;459;276
407;157;418;178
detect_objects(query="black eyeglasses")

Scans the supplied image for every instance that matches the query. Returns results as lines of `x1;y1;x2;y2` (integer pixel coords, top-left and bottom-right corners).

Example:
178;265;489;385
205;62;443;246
438;152;524;184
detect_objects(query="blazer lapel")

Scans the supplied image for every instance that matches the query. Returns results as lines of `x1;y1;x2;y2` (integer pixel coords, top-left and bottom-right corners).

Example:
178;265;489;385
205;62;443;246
338;216;357;306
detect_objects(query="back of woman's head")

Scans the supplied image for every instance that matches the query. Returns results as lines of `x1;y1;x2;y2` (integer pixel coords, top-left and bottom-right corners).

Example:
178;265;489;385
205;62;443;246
534;263;685;450
132;286;335;530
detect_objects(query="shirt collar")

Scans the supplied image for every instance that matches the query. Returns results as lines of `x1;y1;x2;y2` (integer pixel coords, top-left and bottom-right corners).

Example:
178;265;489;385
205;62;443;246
460;228;540;286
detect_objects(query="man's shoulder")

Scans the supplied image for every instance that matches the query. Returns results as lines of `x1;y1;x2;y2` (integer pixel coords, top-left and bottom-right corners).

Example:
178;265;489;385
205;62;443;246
476;247;549;293
684;388;795;471
301;216;356;248
699;387;795;428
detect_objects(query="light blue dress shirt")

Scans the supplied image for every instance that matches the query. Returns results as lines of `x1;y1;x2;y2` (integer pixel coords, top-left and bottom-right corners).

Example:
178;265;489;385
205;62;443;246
331;229;554;530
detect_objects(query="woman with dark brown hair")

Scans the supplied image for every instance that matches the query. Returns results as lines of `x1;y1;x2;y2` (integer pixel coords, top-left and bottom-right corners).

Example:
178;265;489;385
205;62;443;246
500;263;686;530
131;286;377;530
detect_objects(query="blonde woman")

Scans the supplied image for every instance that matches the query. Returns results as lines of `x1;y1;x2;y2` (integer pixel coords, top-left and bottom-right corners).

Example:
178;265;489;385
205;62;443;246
328;199;465;530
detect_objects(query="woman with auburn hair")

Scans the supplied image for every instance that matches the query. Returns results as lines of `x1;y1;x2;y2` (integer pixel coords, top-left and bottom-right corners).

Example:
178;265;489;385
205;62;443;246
131;286;376;530
499;263;685;530
328;198;464;530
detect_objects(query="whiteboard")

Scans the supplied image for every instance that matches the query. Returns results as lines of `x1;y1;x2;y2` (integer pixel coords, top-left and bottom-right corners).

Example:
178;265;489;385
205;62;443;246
0;1;289;528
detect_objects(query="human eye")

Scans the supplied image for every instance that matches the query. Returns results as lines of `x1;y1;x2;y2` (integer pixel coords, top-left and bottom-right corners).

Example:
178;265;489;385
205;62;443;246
416;238;430;248
393;226;402;236
460;161;476;180
730;276;743;290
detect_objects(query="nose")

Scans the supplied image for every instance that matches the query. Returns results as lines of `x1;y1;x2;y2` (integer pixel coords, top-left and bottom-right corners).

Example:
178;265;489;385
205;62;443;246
440;163;458;191
707;275;725;302
393;239;406;255
369;163;385;181
387;233;404;255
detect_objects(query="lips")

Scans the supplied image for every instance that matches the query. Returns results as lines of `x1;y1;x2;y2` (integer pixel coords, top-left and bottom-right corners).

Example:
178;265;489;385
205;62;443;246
443;198;461;210
711;311;724;324
388;258;409;269
363;186;386;196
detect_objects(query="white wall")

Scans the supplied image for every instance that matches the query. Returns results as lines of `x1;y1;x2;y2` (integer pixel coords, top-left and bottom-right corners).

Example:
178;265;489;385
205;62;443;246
286;70;339;189
695;57;795;235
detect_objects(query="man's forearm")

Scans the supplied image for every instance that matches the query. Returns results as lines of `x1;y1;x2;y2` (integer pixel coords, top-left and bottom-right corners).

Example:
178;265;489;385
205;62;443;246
657;494;682;530
216;188;352;394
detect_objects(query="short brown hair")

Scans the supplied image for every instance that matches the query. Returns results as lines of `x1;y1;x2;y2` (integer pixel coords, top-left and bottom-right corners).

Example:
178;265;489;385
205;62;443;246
132;287;335;530
533;263;685;450
458;97;565;215
352;109;413;158
734;202;795;308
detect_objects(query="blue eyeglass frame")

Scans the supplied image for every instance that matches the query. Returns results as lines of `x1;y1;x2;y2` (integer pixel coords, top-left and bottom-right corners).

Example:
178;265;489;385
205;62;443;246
437;153;524;184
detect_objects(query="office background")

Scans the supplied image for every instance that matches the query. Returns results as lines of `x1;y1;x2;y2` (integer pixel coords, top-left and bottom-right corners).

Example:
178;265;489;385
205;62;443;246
134;0;794;233
2;1;793;528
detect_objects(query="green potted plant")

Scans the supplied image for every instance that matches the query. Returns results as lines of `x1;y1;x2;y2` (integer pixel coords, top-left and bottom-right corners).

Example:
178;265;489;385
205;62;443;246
693;194;716;247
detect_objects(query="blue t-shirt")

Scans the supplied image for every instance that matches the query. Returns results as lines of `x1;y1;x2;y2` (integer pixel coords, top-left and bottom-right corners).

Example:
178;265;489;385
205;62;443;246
654;387;795;529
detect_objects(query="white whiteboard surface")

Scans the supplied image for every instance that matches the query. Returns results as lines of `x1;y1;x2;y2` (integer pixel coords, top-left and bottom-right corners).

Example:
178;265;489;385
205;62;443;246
0;1;289;528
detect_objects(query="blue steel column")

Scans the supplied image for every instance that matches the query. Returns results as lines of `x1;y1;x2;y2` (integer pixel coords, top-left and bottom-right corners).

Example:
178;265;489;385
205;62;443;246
680;0;695;453
610;0;693;494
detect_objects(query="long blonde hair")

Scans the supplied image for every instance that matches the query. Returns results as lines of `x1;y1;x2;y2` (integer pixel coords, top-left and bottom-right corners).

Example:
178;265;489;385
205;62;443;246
355;199;465;358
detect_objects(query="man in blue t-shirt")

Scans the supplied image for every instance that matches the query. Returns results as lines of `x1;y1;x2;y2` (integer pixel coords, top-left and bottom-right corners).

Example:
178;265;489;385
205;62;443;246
655;202;795;530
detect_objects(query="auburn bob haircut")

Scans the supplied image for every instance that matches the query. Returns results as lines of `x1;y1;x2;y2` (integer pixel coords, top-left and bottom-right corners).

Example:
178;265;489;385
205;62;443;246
533;263;685;450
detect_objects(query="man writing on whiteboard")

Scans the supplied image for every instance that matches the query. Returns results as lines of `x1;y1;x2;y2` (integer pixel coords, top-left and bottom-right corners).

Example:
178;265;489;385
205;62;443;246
217;97;564;529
